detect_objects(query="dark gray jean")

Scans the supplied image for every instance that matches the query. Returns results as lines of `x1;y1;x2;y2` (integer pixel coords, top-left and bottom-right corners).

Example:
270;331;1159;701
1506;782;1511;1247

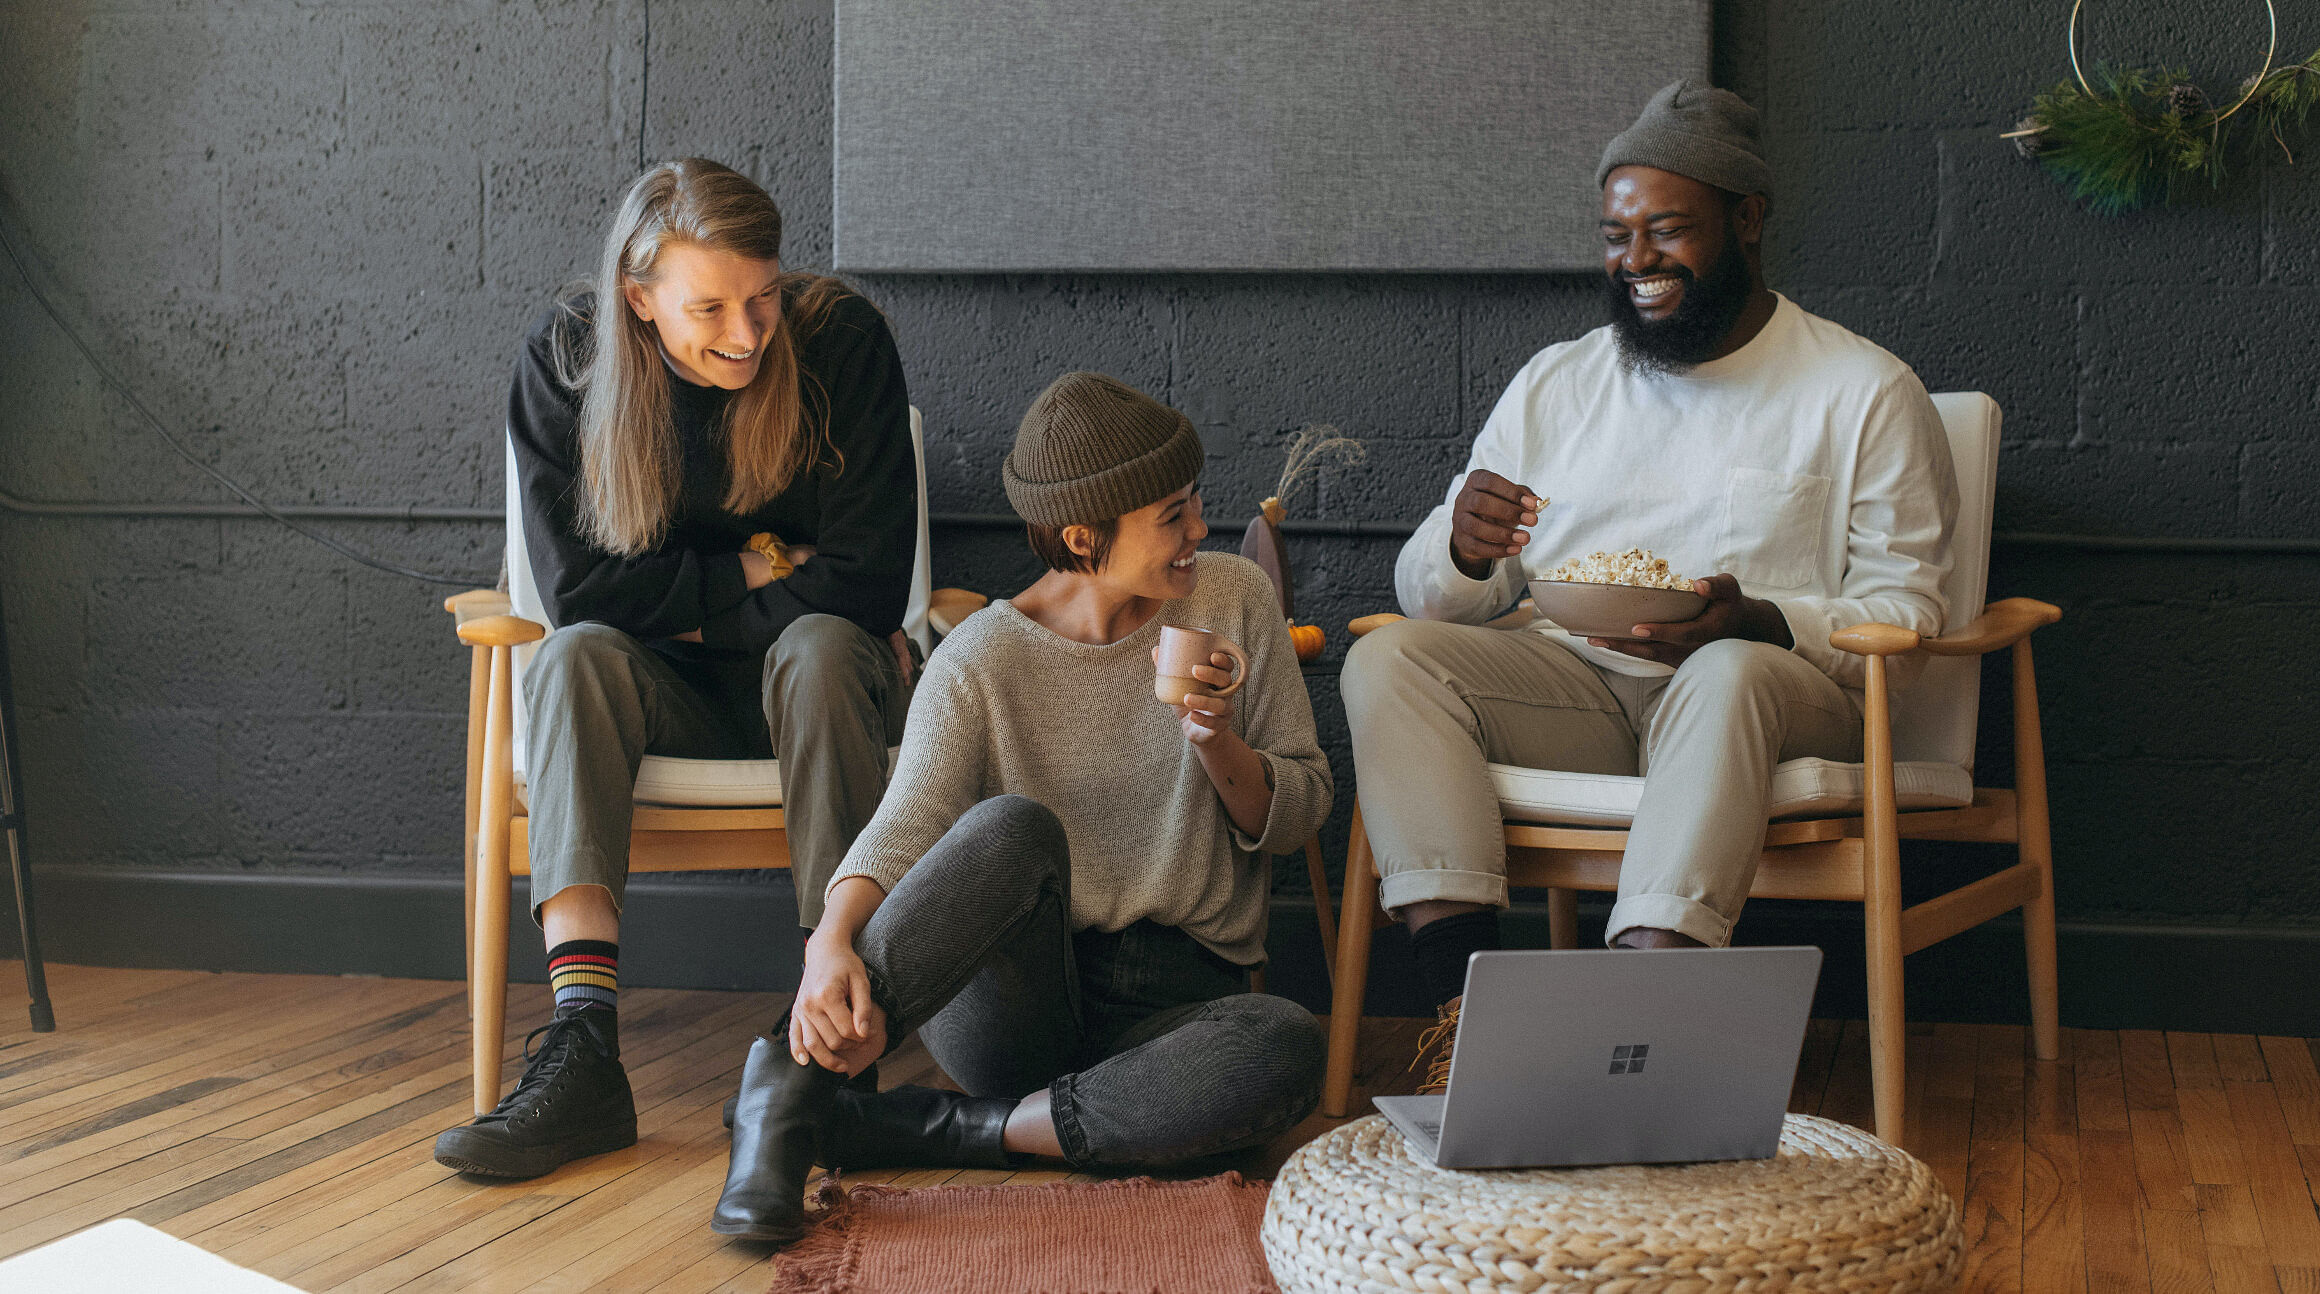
522;614;909;928
855;795;1326;1169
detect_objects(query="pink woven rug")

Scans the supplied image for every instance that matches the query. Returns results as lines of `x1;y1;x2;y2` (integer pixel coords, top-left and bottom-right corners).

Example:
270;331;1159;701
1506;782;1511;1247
768;1172;1277;1294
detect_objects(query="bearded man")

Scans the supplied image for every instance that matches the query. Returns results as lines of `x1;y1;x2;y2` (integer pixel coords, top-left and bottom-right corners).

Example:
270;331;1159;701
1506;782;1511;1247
1339;80;1959;1080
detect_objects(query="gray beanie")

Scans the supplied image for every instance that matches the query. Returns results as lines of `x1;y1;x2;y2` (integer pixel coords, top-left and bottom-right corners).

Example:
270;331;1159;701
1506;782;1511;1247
1003;372;1205;526
1595;79;1772;199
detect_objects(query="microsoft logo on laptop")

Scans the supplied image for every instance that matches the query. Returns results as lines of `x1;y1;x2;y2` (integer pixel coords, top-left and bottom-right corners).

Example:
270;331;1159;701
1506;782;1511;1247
1609;1044;1650;1074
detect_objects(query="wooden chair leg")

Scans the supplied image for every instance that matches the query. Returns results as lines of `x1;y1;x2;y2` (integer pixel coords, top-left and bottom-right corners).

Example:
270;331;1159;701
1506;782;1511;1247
2014;639;2061;1063
472;645;517;1118
1322;807;1379;1118
1861;655;1907;1145
1863;861;1907;1146
463;644;488;1003
1303;834;1336;988
1547;887;1578;950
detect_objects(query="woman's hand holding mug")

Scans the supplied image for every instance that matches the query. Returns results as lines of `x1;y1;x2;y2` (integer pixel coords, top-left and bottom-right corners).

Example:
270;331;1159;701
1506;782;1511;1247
1169;656;1238;745
1152;625;1248;747
1153;625;1246;706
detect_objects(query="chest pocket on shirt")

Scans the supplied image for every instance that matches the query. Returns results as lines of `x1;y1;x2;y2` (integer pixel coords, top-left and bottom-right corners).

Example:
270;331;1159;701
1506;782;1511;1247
1717;468;1831;590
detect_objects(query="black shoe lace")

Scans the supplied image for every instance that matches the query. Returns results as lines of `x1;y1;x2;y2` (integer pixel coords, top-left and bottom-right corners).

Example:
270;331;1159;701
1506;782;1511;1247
483;1014;614;1125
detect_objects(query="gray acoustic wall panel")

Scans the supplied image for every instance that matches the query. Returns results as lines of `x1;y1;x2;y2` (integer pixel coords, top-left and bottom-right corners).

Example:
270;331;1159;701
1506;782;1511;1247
833;1;1710;272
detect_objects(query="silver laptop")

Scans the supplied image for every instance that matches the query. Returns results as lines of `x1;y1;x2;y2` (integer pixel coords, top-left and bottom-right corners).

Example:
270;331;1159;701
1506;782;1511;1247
1373;946;1821;1169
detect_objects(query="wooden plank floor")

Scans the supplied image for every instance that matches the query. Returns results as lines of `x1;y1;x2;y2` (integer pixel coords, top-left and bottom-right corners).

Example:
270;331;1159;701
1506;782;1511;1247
4;964;2320;1291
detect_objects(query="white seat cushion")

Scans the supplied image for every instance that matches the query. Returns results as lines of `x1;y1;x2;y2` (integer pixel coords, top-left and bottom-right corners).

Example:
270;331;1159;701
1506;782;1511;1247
1491;758;1974;828
632;756;787;807
514;748;902;809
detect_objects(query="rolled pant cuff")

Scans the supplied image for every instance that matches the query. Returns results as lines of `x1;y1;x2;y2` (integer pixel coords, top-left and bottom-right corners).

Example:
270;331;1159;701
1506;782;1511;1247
1046;1074;1095;1168
1377;868;1508;914
526;872;626;928
1605;893;1733;948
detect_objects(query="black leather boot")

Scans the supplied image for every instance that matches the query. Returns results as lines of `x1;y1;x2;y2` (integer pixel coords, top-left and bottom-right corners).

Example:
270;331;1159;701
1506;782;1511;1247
711;1034;843;1243
720;1082;1014;1169
714;1085;1016;1178
721;1062;876;1130
826;1084;1017;1169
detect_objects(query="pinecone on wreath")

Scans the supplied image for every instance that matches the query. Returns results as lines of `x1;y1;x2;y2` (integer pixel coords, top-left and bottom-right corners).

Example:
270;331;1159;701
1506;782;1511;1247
2164;81;2209;118
2010;115;2050;159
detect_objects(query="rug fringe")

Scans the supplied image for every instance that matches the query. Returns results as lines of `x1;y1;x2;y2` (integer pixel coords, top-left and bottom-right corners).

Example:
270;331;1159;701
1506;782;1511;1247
773;1174;869;1294
767;1224;856;1294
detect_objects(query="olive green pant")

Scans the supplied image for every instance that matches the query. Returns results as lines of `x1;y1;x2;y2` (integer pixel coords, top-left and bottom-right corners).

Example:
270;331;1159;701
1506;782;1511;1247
1340;620;1861;947
521;615;909;930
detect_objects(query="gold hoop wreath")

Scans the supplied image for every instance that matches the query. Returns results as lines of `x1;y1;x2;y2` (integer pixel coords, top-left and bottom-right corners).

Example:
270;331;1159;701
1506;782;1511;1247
2069;0;2278;122
2007;0;2318;214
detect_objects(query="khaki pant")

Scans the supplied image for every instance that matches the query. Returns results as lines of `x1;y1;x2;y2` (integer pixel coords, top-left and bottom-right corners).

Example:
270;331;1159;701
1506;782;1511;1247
522;615;910;929
1339;621;1861;947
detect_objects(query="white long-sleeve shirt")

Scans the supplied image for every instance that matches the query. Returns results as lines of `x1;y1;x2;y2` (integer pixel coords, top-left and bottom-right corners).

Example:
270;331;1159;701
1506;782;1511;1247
1398;293;1959;690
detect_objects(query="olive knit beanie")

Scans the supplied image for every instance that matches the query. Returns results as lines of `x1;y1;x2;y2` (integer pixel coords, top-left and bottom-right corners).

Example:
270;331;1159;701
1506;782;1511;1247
1003;372;1205;526
1596;79;1773;199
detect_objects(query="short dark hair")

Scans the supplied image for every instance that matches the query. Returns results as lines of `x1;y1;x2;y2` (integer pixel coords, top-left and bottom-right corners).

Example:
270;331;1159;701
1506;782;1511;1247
1024;518;1120;574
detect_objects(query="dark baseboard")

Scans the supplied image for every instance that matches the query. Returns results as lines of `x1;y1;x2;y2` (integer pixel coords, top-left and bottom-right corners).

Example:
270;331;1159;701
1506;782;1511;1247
0;867;815;998
2;867;2313;1035
1265;896;2320;1037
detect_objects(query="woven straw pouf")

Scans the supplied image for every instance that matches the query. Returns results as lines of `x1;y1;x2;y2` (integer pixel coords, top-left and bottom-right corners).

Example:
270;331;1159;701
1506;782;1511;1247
1261;1114;1962;1293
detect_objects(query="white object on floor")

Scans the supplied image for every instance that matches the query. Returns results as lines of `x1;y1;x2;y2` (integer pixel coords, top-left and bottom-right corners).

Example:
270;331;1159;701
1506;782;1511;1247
0;1219;308;1293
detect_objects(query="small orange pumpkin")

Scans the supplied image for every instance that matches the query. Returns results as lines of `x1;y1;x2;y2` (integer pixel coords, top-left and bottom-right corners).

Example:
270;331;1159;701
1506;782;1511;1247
1288;621;1325;662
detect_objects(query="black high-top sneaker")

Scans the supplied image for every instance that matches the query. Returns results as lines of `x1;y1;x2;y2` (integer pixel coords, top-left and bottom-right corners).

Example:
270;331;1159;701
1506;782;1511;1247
433;1009;637;1178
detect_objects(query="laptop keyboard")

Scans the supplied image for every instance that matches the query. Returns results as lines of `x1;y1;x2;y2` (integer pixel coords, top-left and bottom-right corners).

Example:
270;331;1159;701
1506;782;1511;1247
1415;1118;1441;1138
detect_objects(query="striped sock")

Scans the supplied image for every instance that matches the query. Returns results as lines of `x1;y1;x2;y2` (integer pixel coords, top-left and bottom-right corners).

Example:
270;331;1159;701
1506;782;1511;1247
547;940;619;1018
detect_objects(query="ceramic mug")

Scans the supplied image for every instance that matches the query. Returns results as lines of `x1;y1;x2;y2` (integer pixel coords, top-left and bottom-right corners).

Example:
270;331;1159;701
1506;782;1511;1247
1153;625;1249;707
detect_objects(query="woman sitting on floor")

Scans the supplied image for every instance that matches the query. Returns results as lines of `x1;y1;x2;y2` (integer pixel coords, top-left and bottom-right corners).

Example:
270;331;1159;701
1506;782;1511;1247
712;372;1333;1243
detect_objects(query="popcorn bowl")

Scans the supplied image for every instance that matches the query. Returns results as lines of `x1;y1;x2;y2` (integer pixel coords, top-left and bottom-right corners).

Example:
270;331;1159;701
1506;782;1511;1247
1526;579;1708;641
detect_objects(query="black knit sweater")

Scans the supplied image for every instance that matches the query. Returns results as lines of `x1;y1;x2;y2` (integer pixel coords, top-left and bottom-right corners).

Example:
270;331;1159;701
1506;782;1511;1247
506;286;915;658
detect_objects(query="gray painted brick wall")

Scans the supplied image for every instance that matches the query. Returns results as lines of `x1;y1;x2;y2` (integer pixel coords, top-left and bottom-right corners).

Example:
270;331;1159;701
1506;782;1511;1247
1;1;2315;935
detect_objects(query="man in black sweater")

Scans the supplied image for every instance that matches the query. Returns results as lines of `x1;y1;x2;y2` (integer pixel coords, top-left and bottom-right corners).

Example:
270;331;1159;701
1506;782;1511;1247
434;256;919;1180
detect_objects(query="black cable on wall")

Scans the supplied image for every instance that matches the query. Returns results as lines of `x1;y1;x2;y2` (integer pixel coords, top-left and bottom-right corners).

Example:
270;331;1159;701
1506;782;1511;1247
0;208;494;587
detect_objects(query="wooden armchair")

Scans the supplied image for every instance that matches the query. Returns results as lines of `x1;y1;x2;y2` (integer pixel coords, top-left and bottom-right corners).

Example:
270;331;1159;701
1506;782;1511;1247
445;407;985;1117
1319;393;2060;1145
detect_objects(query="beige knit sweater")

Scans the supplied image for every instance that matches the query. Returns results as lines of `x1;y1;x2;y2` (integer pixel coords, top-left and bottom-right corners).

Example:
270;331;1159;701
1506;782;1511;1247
829;553;1332;965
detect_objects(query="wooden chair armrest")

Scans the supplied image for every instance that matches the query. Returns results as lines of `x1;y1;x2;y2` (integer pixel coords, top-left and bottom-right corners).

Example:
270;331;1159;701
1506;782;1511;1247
1828;598;2061;659
1828;622;1921;656
1917;598;2062;656
444;588;512;626
457;614;547;648
928;587;989;638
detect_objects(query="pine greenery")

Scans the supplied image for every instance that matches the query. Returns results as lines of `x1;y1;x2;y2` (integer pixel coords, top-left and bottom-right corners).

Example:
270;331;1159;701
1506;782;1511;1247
2022;48;2320;215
